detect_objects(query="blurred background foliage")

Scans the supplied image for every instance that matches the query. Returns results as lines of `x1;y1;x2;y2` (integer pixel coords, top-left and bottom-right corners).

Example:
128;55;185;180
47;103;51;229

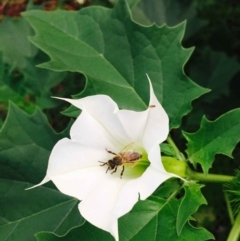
1;0;240;240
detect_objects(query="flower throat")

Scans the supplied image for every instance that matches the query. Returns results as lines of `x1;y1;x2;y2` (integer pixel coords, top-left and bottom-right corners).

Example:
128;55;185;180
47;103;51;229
99;143;149;179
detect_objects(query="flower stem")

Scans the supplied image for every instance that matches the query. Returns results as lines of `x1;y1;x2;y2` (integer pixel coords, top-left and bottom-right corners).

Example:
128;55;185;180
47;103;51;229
187;169;234;183
226;212;240;241
167;136;185;161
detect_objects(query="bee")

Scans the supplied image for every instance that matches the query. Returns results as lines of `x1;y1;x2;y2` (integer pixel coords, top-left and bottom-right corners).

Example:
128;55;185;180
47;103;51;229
99;143;142;178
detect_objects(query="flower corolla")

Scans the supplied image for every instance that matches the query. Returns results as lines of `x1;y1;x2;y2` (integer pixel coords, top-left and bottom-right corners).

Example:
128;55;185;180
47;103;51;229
35;76;176;241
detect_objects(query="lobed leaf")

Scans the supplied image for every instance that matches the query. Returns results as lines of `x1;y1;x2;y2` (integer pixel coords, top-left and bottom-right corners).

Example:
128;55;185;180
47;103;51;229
0;103;69;183
35;222;114;241
184;109;240;173
22;0;208;128
118;191;213;241
160;143;176;157
23;52;67;109
0;179;83;241
0;17;37;68
0;53;30;110
34;188;214;241
0;104;83;241
188;47;240;101
176;182;207;235
132;0;206;39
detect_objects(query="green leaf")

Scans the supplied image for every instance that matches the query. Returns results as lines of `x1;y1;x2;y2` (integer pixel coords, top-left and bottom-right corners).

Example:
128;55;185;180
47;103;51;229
132;0;207;39
0;50;66;112
126;0;142;8
0;17;37;68
0;103;69;183
119;198;213;241
23;51;67;109
35;221;114;241
152;178;180;198
0;104;84;240
0;53;30;109
118;183;213;241
188;47;240;101
35;188;214;241
22;0;208;128
160;143;176;157
177;182;207;235
0;179;83;241
183;109;240;173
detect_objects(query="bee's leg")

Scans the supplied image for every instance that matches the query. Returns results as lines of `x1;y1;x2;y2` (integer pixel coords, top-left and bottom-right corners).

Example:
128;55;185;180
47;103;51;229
111;166;118;174
106;167;109;173
98;161;107;166
120;165;124;179
105;149;117;155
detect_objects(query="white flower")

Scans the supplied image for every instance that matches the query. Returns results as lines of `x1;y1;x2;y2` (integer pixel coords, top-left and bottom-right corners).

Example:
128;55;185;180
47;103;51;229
35;75;175;241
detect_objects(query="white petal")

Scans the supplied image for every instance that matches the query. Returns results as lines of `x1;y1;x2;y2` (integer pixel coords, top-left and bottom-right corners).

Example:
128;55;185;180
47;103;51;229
51;166;124;241
147;144;165;171
112;165;173;220
56;95;130;145
112;178;139;219
117;109;148;144
41;75;172;241
45;138;110;178
137;166;174;200
70;110;122;150
79;176;126;241
115;75;169;150
142;75;169;152
51;167;106;200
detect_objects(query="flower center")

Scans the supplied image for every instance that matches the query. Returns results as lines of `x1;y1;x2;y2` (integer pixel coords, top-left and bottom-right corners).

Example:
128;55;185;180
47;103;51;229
101;143;149;179
123;151;149;179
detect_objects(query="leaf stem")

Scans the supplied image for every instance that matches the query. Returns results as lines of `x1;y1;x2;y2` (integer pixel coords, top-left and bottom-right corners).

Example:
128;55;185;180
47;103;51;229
226;212;240;241
187;169;234;183
167;136;185;161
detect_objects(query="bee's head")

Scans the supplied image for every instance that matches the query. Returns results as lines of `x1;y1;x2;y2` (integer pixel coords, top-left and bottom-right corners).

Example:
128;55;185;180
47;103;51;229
107;160;115;170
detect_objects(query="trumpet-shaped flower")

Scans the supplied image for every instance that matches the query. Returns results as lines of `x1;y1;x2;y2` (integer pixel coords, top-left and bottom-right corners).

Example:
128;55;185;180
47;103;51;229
35;76;176;241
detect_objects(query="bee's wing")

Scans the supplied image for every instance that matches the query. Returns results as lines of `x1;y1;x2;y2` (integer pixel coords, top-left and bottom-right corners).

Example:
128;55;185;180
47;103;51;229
120;143;142;162
120;142;136;153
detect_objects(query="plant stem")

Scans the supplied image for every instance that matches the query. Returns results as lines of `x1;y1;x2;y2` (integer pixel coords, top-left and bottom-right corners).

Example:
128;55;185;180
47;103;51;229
166;136;234;183
226;212;240;241
167;136;185;161
187;169;234;183
224;191;234;225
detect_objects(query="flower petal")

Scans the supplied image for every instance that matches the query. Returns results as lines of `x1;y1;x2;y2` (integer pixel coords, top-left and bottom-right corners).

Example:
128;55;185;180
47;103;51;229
51;167;124;241
70;110;122;150
51;167;106;200
39;75;173;241
44;138;110;178
113;164;173;220
116;75;169;149
137;166;174;200
55;95;130;145
117;109;148;144
51;166;126;241
79;176;126;241
111;145;174;221
147;143;166;171
142;75;169;152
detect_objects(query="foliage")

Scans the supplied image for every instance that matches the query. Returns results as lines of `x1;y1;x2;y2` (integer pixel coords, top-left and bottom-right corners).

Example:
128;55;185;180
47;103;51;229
1;0;240;240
